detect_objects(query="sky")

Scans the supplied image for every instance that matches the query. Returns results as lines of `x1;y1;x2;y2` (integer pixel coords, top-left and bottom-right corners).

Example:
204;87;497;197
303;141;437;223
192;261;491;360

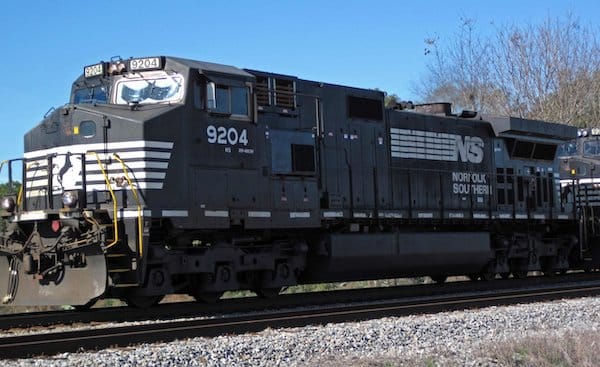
0;0;597;172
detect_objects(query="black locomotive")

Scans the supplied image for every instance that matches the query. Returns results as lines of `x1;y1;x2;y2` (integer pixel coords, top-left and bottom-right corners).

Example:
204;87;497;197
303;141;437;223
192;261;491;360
0;56;595;307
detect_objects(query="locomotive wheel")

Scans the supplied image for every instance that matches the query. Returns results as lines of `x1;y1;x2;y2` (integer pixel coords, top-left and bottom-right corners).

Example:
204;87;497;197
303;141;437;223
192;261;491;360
541;259;557;277
125;295;165;308
479;271;496;281
256;287;281;299
193;291;224;303
542;268;556;277
430;275;447;284
512;270;528;279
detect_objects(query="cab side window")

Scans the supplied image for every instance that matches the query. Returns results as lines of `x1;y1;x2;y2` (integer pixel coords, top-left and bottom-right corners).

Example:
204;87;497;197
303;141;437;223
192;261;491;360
215;85;230;113
231;87;249;115
206;82;250;119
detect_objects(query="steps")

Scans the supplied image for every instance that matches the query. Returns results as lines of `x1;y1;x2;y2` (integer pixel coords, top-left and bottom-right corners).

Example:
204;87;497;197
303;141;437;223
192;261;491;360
106;248;140;288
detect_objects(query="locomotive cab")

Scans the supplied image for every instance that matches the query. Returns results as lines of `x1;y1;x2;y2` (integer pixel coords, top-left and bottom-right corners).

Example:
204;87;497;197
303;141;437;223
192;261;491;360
0;56;309;307
0;57;194;306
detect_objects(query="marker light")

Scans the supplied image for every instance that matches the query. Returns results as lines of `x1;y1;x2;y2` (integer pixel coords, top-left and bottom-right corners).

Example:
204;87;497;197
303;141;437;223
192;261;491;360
51;220;61;233
1;197;15;212
61;191;78;208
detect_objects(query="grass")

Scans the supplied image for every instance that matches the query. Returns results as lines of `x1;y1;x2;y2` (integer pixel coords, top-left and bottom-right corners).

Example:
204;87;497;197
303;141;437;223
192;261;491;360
392;329;600;367
0;305;64;315
212;277;432;300
480;329;600;367
310;329;600;366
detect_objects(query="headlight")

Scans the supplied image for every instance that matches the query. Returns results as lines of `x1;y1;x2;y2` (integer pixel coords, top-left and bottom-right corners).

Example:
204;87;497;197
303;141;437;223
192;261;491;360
61;191;78;208
1;197;15;212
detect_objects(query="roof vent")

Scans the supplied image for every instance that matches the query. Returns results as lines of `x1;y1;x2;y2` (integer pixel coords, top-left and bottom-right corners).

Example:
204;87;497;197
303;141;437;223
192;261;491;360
414;103;452;116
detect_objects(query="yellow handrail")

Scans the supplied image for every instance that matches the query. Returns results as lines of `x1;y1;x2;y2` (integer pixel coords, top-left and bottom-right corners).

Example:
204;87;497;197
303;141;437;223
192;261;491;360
112;153;144;257
16;186;23;208
86;152;119;250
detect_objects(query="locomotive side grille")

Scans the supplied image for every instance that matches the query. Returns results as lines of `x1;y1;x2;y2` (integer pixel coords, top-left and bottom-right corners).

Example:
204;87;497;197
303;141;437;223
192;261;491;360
254;76;296;110
274;78;295;109
255;76;270;106
347;96;384;121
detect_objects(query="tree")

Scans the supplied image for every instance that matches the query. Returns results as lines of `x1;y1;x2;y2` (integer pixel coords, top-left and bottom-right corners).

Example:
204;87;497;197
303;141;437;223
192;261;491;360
416;14;600;126
384;93;401;108
0;182;20;197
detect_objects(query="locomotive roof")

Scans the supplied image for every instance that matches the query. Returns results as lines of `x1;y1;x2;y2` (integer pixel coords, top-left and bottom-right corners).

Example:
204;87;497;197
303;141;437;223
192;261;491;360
484;115;577;143
166;56;255;79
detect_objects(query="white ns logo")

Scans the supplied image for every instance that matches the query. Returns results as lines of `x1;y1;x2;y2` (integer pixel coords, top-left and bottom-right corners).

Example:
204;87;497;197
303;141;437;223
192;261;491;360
454;136;484;164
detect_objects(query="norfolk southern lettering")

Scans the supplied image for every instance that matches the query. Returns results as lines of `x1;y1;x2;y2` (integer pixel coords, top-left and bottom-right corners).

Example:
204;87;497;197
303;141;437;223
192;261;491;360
390;128;484;164
452;172;491;195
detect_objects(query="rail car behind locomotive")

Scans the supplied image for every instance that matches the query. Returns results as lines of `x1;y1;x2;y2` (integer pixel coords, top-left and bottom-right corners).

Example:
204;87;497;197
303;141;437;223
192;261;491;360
558;128;600;267
0;56;589;307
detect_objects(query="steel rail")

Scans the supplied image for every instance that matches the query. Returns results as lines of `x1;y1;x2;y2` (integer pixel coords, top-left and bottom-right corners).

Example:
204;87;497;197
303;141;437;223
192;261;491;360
1;277;600;359
1;272;599;331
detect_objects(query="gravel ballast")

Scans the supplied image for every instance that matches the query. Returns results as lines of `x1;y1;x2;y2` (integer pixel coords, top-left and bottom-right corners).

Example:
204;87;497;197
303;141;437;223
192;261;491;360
4;296;599;366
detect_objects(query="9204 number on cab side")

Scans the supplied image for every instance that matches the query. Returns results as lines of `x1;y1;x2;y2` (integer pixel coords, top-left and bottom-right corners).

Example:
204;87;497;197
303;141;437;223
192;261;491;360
206;125;249;146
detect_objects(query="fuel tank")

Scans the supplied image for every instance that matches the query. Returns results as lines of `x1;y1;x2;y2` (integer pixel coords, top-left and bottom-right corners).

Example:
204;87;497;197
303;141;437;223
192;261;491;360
302;231;493;281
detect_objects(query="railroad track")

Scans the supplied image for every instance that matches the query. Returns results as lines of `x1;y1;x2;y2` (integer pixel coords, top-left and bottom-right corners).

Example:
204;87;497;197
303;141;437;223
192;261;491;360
2;272;599;331
1;273;600;359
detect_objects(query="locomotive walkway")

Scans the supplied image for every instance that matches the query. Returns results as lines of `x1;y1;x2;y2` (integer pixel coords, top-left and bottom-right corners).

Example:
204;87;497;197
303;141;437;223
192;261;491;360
1;273;600;359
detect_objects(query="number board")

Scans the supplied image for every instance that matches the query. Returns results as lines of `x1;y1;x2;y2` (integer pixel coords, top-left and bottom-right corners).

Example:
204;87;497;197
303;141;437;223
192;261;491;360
129;57;163;71
84;63;105;78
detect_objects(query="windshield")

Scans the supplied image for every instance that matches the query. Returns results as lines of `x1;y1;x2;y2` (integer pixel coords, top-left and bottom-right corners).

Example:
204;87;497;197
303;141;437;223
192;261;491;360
114;71;184;105
73;85;108;104
557;142;577;157
584;140;600;156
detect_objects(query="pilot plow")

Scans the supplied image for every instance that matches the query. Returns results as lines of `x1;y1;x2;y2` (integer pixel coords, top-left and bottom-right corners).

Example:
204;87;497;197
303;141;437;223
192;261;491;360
0;215;108;306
